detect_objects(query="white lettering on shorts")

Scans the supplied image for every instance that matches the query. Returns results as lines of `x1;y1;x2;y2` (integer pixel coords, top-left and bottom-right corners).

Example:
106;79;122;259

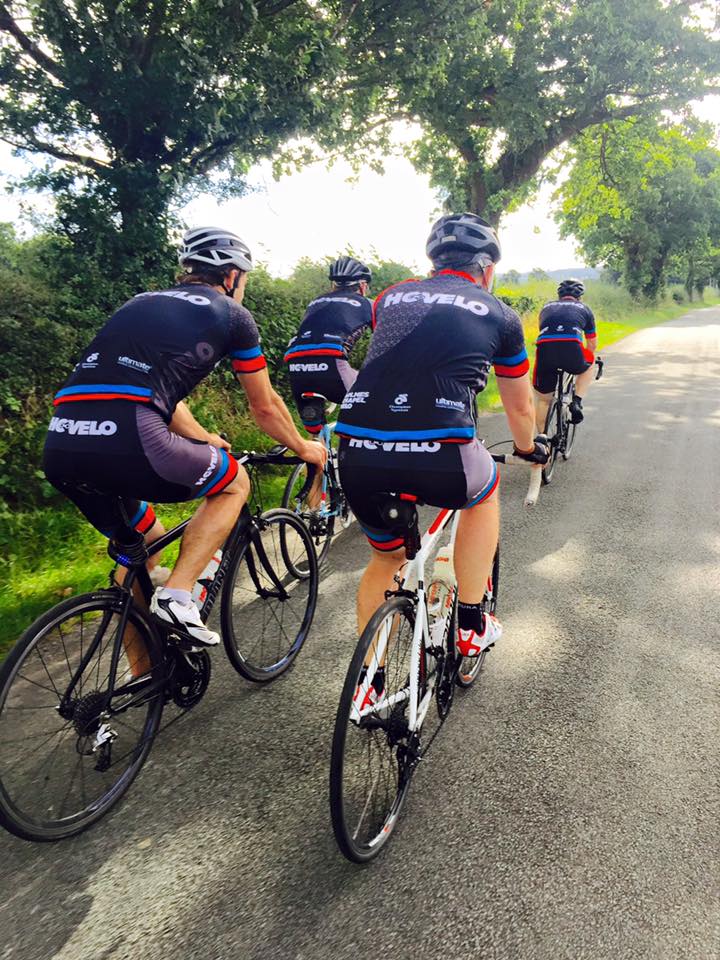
435;397;465;411
289;362;329;372
382;290;489;316
195;446;219;486
117;355;152;373
348;438;441;453
48;418;118;436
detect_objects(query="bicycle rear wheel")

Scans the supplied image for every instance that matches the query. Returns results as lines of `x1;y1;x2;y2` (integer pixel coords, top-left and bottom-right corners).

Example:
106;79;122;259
457;547;500;688
542;399;560;484
330;596;417;862
563;414;577;459
281;462;334;574
221;509;318;682
0;592;164;841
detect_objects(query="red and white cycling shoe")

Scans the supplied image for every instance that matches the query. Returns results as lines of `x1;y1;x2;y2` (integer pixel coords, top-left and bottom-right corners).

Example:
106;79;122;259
457;613;502;657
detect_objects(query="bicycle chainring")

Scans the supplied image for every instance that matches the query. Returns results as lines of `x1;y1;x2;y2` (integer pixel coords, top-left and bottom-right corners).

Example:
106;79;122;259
170;649;212;709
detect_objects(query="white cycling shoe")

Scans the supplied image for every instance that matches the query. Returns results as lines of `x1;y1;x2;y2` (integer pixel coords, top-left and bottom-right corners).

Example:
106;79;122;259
457;613;502;658
150;589;220;647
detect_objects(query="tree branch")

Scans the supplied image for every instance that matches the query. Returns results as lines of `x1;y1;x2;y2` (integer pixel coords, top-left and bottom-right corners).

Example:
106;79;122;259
0;3;65;81
0;134;109;173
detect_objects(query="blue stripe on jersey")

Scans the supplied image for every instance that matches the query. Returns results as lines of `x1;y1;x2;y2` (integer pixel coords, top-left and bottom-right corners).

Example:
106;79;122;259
230;345;263;360
285;342;344;354
55;384;153;398
493;347;528;366
537;333;582;342
335;423;476;442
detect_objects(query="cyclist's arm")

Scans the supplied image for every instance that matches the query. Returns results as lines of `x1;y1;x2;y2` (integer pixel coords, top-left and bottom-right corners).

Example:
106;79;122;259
585;333;598;354
169;401;229;450
497;375;536;454
240;368;327;466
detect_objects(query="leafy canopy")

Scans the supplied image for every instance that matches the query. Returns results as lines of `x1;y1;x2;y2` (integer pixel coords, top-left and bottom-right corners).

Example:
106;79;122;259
555;117;720;299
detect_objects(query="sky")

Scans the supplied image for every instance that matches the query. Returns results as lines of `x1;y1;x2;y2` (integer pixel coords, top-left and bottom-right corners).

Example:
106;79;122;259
1;98;718;277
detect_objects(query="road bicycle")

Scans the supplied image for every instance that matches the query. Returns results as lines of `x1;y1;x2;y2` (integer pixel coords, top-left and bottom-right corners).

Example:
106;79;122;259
282;391;352;573
542;356;604;485
329;451;526;863
0;448;318;842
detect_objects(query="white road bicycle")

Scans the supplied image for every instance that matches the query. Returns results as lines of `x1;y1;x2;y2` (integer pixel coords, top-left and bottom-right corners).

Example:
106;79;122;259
329;450;527;863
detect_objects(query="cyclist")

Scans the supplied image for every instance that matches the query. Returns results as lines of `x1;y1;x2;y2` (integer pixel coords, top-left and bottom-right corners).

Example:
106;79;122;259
336;213;548;663
43;226;326;648
284;257;372;506
533;279;597;428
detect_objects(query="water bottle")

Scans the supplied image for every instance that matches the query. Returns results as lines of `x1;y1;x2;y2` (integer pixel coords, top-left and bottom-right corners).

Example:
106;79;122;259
191;550;223;608
427;545;456;643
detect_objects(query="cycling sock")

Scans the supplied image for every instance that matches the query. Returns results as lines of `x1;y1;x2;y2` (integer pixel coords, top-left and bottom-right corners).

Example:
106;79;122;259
458;601;485;634
159;587;193;606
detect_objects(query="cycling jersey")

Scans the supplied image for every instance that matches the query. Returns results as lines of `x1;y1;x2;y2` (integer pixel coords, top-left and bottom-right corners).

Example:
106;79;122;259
285;289;372;433
283;290;372;364
335;270;529;444
53;284;266;422
537;298;596;346
534;297;595;393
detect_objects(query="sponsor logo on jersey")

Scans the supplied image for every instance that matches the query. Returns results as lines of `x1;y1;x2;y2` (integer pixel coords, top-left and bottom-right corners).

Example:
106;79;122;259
81;352;100;369
348;438;441;453
136;290;211;307
118;355;152;373
435;397;465;411
48;418;118;436
311;297;361;307
289;362;329;372
301;331;312;338
341;391;369;408
383;290;490;316
194;446;218;486
389;392;411;413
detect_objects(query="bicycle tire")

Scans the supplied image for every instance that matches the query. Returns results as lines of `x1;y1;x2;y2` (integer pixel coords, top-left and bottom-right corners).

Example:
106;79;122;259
542;399;560;484
563;416;577;459
330;595;417;863
457;547;500;688
221;509;318;683
281;462;334;575
0;592;164;842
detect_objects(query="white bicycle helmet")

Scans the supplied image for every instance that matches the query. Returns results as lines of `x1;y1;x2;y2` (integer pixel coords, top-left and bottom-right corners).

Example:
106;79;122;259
179;227;253;272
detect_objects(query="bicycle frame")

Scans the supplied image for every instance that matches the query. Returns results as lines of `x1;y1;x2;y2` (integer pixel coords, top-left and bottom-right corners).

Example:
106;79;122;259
354;507;460;733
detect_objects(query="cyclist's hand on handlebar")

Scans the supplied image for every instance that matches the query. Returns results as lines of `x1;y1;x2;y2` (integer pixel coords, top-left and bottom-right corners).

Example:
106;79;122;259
207;432;232;452
299;440;328;469
513;435;550;465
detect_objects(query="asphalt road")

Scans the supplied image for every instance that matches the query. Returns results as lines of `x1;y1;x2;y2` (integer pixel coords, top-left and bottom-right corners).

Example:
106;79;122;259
2;308;719;960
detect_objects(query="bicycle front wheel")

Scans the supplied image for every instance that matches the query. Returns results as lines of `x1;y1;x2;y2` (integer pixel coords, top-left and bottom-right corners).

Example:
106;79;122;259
330;595;417;863
542;399;560;484
281;462;335;574
221;509;318;682
0;592;164;842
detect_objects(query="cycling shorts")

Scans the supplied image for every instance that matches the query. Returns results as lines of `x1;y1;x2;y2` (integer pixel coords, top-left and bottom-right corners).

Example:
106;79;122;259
533;341;593;394
288;359;357;434
338;437;498;551
43;400;239;539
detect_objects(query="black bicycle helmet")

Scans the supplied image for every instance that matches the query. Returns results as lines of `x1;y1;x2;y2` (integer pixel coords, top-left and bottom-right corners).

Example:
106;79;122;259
426;213;501;269
179;226;253;272
558;278;585;299
329;256;371;285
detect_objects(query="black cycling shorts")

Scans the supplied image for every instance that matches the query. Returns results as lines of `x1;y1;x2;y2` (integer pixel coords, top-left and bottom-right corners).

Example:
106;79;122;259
43;400;239;539
533;341;593;394
288;359;357;434
338;437;498;551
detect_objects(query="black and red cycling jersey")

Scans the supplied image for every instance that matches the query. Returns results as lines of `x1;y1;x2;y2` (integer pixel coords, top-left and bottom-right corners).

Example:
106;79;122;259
283;289;372;365
335;270;529;444
537;298;596;346
53;284;266;422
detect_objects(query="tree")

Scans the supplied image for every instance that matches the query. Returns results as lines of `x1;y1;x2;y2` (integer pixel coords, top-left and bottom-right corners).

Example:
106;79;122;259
555;118;720;300
314;0;720;223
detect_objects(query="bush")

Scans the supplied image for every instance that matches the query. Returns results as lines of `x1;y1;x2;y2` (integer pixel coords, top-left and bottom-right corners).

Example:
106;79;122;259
671;290;685;303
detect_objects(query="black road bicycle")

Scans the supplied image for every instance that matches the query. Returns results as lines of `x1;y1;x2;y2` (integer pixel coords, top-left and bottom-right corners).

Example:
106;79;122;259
0;448;318;842
542;356;604;485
